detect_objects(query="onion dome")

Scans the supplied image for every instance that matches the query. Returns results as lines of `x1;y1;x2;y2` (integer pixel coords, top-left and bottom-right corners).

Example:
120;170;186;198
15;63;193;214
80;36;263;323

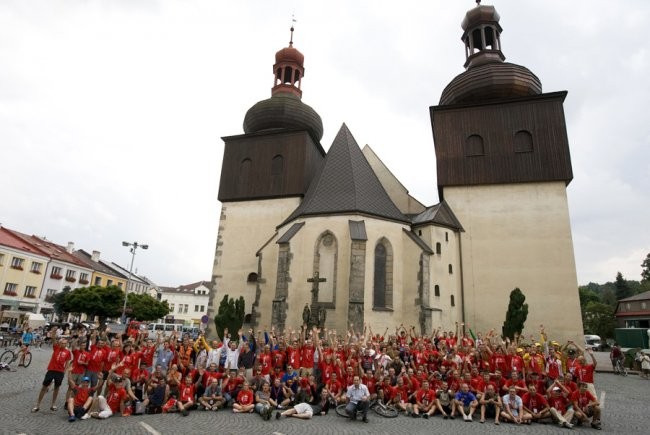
439;2;542;105
243;26;323;142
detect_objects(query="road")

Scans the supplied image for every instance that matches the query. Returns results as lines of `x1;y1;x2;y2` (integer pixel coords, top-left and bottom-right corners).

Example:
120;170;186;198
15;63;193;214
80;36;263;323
1;349;648;434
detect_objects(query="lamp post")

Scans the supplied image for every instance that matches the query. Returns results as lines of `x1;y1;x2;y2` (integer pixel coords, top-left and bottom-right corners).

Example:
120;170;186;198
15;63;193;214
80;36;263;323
120;241;148;324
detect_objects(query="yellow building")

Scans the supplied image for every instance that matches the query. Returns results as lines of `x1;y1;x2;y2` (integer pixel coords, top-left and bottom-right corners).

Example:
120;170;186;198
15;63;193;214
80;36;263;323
73;249;128;290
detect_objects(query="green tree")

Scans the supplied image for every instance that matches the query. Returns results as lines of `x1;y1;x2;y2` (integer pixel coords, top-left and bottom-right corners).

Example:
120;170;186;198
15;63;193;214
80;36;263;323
52;286;72;317
614;272;632;300
583;301;616;339
502;288;529;340
578;286;600;308
126;293;169;322
641;252;650;283
213;294;245;341
65;285;124;326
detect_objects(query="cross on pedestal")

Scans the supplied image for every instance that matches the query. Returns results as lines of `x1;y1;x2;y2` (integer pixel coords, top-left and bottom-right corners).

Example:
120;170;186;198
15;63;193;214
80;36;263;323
306;271;327;328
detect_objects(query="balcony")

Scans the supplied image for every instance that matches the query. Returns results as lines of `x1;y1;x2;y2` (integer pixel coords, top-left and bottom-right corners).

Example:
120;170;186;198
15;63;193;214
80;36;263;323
65;277;77;283
50;274;63;280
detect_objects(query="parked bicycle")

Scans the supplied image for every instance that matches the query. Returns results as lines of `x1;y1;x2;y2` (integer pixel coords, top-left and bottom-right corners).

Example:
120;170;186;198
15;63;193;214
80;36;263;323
335;399;398;418
0;344;32;369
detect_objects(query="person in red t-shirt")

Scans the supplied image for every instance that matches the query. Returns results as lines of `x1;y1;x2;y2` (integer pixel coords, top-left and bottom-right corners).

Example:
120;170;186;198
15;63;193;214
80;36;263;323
91;374;128;419
546;381;575;428
521;384;550;422
173;375;196;416
66;367;96;421
412;380;436;417
233;382;255;413
571;382;602;430
32;329;72;413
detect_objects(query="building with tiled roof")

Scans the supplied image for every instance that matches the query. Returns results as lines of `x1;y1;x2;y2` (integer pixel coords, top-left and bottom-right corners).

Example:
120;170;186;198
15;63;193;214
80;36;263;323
207;3;583;343
72;249;128;290
157;281;210;325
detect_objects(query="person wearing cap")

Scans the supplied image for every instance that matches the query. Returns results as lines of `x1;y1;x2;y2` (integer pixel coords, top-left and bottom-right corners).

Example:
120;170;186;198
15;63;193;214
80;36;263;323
65;366;96;422
546;379;574;428
89;372;129;419
571;381;602;430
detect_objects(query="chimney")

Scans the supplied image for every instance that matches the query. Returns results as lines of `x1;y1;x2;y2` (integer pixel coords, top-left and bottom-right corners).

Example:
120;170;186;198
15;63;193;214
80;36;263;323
91;250;101;262
66;242;75;253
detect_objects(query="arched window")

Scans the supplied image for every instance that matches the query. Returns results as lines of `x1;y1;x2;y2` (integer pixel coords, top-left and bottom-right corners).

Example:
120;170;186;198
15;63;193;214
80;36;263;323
314;231;337;305
373;238;393;309
436;242;442;255
434;285;440;297
247;272;258;283
465;134;485;156
514;130;534;153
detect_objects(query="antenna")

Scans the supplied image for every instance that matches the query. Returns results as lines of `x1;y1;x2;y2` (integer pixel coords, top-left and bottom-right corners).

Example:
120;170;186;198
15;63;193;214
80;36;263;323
290;14;297;46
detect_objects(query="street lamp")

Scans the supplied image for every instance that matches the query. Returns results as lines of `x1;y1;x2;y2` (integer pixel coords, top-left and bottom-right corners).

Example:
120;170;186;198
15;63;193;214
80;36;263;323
120;241;148;323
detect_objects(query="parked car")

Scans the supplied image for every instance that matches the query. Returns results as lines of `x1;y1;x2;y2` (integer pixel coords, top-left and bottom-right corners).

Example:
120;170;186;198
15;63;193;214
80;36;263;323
584;334;604;351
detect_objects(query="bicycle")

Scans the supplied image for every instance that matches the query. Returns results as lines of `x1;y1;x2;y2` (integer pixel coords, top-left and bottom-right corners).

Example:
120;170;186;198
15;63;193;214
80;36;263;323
336;399;398;418
0;345;32;369
613;358;628;376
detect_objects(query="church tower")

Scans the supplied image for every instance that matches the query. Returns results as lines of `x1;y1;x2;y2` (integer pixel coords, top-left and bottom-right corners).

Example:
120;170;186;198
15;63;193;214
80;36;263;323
208;28;325;331
430;3;584;341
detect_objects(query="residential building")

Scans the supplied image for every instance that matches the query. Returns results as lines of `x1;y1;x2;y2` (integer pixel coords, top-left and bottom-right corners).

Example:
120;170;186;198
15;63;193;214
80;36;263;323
158;280;210;326
72;249;128;289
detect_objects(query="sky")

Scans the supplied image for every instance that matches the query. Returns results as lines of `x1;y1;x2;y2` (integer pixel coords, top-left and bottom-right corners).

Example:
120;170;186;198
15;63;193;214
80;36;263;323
1;0;648;287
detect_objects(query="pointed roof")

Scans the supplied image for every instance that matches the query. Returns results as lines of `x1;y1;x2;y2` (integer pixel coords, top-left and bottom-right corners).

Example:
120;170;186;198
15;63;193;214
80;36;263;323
412;200;464;231
280;124;408;226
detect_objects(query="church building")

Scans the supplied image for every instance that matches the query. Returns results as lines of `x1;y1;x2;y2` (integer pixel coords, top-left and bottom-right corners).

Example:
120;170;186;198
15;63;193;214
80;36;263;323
208;3;584;342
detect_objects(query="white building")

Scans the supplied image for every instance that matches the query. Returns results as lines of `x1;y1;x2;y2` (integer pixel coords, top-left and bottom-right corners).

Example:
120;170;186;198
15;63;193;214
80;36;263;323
158;280;210;326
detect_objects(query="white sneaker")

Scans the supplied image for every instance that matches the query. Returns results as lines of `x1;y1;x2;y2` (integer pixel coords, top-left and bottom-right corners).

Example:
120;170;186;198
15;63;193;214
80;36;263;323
81;413;90;420
468;415;473;421
463;415;469;421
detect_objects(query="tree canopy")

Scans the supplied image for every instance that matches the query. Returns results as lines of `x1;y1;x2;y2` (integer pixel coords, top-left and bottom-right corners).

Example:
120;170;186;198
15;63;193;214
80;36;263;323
64;285;123;325
642;252;650;283
502;288;528;340
582;301;616;339
615;271;633;300
126;293;169;322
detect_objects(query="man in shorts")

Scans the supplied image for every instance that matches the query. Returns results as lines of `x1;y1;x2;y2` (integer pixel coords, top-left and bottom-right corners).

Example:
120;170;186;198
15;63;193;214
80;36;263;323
66;370;96;422
479;384;502;424
571;381;602;430
199;378;226;410
454;382;478;421
32;328;72;413
501;386;532;424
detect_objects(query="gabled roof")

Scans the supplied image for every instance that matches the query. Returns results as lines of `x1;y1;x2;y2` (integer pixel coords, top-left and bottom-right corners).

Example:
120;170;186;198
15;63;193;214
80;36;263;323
159;281;210;294
178;280;211;291
280;124;408;226
403;229;434;254
0;227;49;257
618;290;650;303
110;262;149;284
412;200;464;231
73;249;128;279
5;229;90;268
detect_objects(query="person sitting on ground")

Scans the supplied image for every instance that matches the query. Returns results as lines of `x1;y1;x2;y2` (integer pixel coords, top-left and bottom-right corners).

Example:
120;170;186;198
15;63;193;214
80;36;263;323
500;386;532;424
411;380;436;418
88;373;129;419
254;381;276;420
571;381;602;430
521;384;551;423
345;375;370;423
547;380;574;429
233;382;255;413
434;381;455;419
479;384;502;425
66;368;96;422
199;378;225;410
142;377;169;414
174;375;195;416
454;382;478;421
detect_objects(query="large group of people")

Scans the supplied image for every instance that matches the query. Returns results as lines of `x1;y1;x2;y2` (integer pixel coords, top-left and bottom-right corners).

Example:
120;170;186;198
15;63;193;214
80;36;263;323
31;322;604;430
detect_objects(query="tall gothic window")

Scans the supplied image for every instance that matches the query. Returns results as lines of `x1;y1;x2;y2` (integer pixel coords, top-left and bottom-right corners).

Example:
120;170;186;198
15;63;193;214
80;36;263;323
271;154;284;192
238;158;252;195
314;231;337;305
373;238;393;309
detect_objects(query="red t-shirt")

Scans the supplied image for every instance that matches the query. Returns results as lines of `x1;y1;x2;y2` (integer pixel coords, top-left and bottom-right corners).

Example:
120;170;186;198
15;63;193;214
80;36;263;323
522;392;547;412
577;364;595;384
548;395;569;413
300;345;315;368
87;345;107;372
180;383;195;402
259;353;272;375
104;348;123;371
72;385;95;407
571;389;596;410
416;389;436;406
106;384;128;413
236;389;254;405
272;350;286;369
72;349;89;375
141;346;156;367
47;343;72;372
327;379;343;396
287;346;301;368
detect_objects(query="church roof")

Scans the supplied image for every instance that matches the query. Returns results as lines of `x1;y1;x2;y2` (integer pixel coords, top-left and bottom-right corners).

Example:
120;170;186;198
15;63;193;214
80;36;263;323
412;200;464;231
280;124;409;226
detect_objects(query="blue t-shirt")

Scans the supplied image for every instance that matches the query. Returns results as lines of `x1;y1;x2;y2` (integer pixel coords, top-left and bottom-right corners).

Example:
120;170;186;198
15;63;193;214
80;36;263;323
455;390;477;406
22;332;34;345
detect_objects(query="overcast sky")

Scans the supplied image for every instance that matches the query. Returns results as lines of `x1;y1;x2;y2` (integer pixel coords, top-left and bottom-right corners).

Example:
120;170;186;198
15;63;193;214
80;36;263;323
1;0;648;287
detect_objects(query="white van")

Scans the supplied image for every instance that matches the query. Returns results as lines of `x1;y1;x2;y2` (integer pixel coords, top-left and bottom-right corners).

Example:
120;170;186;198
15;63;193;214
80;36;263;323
147;323;183;340
584;334;603;351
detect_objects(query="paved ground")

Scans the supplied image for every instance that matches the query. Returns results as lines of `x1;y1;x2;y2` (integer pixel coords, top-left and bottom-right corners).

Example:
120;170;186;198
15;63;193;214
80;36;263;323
1;349;648;435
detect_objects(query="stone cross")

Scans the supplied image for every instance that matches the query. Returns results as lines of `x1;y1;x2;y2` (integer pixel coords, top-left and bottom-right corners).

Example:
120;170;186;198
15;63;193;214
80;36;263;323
307;271;326;304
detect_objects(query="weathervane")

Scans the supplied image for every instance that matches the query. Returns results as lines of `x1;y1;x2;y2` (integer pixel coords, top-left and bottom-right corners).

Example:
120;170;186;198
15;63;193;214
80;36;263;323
476;0;481;5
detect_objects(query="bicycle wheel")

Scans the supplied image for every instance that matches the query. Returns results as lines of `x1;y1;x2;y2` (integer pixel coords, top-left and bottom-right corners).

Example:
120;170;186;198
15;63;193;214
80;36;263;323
336;404;351;418
22;352;32;368
0;350;14;365
372;403;399;418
